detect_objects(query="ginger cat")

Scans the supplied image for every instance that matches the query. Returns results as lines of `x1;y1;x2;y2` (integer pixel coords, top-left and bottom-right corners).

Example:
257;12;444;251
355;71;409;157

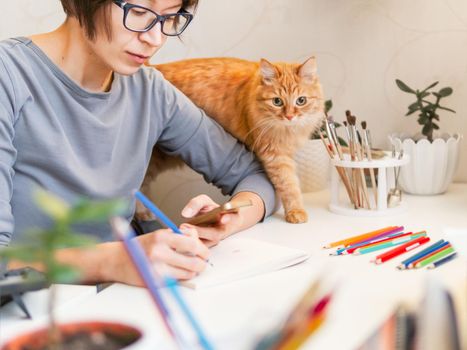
142;57;324;223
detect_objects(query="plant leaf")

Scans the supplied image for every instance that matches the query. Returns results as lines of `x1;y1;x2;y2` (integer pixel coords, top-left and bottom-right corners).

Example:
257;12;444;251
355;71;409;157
50;265;81;284
419;91;430;99
395;79;415;93
421;81;439;93
324;100;333;114
69;199;127;223
437;105;456;113
0;246;43;262
34;190;70;221
338;137;348;147
438;87;453;97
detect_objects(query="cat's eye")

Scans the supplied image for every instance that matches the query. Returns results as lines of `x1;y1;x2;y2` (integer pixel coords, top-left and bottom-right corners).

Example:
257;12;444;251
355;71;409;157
272;98;284;107
296;96;307;106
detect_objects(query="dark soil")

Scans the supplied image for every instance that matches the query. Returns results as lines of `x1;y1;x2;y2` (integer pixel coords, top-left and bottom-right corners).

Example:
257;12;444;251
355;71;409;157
20;330;139;350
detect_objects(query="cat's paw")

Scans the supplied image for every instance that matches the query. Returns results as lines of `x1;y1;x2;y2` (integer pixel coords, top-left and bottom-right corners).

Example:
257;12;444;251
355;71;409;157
285;209;308;224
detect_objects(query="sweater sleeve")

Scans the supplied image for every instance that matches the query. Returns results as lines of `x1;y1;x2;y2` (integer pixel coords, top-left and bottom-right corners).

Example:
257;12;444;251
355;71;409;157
0;57;18;246
154;75;277;218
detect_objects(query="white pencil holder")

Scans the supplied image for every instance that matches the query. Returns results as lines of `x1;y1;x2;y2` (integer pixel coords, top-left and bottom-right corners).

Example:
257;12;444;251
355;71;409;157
329;153;410;216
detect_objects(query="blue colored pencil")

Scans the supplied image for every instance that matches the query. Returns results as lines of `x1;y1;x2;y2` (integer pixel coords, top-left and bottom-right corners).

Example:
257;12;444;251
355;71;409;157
132;192;215;350
110;217;184;347
397;239;446;270
135;190;182;234
427;252;458;269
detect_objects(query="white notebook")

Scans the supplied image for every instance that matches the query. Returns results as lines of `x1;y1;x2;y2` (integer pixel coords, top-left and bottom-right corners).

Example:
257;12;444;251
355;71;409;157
181;237;310;289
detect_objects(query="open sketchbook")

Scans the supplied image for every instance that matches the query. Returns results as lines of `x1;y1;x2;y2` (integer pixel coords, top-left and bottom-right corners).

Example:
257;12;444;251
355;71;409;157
181;237;310;289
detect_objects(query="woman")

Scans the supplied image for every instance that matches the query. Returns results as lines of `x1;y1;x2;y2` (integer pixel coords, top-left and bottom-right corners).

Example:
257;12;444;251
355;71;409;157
0;0;276;285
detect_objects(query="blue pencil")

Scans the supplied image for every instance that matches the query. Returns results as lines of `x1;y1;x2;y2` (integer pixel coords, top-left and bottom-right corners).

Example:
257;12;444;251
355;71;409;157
110;217;185;347
427;252;458;269
132;192;215;350
397;239;446;269
135;190;182;234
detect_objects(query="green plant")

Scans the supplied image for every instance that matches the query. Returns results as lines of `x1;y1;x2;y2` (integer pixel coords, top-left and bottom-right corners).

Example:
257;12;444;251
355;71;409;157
395;79;456;142
312;99;347;146
0;189;125;349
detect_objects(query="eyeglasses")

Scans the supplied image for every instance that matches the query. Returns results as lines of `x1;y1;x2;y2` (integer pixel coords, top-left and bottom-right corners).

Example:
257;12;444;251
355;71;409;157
113;0;193;36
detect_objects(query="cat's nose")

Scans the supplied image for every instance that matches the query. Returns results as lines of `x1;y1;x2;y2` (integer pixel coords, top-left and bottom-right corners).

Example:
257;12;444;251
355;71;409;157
285;115;295;121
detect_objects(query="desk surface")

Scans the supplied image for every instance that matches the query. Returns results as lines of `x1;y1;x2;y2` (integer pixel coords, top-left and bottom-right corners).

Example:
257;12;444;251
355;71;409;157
1;184;466;349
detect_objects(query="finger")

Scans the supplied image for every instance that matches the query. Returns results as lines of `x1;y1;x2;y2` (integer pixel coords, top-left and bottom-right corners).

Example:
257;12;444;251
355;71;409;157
219;212;235;225
179;224;199;238
151;244;207;273
181;194;219;218
196;226;227;244
166;234;210;261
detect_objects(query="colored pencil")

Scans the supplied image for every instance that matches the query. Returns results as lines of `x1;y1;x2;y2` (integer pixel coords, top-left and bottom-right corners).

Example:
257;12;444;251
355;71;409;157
110;217;183;347
374;236;430;264
135;190;182;234
427;252;458;269
324;226;400;249
331;226;404;255
407;242;452;269
279;294;331;350
353;232;427;255
415;246;455;269
340;231;416;255
397;239;445;270
111;217;214;350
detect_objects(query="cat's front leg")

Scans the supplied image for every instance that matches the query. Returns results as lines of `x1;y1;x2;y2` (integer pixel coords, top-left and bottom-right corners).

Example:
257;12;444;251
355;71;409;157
262;154;308;223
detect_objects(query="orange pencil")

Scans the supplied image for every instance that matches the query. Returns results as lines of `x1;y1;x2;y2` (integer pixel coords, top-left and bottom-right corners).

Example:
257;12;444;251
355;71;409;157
323;226;398;249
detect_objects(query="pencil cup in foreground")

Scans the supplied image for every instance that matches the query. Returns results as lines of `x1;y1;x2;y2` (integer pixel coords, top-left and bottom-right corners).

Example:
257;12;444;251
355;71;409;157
329;152;410;217
295;139;331;193
389;133;462;195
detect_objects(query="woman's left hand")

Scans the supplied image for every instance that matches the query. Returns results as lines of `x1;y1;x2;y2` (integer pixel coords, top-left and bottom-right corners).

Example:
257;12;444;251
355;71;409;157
181;192;265;247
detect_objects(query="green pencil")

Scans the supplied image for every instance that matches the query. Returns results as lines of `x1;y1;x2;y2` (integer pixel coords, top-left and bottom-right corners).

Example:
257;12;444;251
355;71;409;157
415;246;455;268
353;233;427;255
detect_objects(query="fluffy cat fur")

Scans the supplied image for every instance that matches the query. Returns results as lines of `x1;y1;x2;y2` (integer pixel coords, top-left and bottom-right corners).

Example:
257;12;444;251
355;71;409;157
140;57;325;223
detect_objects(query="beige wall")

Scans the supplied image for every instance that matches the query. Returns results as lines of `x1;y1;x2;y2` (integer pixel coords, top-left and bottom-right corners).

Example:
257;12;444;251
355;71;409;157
2;0;466;184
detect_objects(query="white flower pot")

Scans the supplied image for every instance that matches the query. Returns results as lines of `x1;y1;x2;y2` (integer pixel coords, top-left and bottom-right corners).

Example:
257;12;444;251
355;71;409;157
294;139;331;193
389;133;462;195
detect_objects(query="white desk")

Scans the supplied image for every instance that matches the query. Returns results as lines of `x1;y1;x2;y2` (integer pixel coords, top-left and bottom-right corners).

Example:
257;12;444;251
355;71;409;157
1;184;466;349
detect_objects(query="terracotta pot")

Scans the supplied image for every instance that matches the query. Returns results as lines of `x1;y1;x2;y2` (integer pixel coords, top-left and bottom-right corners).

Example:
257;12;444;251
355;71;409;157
1;321;142;350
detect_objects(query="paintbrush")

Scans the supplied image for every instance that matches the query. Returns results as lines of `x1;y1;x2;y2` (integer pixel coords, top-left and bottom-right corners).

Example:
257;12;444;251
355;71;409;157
347;112;370;209
361;121;378;207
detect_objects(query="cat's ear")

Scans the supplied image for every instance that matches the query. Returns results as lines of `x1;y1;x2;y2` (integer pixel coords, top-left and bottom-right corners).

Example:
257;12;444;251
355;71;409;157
298;56;317;83
260;59;277;85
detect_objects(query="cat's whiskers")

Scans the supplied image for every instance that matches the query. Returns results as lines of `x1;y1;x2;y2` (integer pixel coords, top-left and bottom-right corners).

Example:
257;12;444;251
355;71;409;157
244;118;276;141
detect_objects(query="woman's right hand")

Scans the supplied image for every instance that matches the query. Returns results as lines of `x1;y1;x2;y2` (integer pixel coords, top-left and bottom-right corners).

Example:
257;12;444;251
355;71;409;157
114;225;210;286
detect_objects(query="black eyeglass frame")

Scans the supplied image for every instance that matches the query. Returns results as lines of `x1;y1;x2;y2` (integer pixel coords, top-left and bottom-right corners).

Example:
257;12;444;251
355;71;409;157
113;0;193;36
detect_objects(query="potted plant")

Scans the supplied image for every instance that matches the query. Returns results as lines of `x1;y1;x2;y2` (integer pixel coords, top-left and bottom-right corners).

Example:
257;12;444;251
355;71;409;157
0;189;141;350
390;79;462;195
295;100;346;193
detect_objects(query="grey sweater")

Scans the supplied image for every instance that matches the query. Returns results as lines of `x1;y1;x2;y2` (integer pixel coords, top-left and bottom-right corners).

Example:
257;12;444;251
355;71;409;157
0;37;276;245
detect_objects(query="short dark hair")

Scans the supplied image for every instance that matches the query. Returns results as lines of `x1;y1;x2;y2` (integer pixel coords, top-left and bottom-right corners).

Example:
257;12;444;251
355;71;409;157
60;0;199;40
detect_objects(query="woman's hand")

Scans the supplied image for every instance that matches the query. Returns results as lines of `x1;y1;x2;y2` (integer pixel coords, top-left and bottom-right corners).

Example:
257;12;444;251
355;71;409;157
181;192;265;247
114;225;210;286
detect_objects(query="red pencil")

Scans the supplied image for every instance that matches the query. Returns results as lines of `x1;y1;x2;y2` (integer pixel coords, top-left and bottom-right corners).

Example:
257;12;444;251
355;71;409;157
374;236;430;264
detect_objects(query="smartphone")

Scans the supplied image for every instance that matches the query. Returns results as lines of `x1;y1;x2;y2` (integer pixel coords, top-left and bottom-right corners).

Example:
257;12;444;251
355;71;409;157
187;200;253;226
